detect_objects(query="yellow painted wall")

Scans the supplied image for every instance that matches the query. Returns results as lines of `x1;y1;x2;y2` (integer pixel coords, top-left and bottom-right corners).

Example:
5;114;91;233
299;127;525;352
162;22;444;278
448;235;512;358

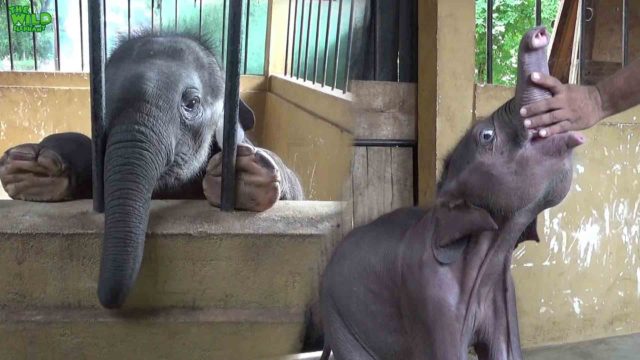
476;85;640;347
0;72;350;201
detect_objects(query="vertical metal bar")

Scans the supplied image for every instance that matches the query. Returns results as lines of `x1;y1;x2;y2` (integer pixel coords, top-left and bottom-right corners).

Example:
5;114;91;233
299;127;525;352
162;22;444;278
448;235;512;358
579;0;586;83
127;0;131;38
79;0;84;71
244;0;250;74
284;0;293;76
102;0;106;58
30;0;38;70
151;0;154;32
4;0;14;70
290;0;299;76
296;0;306;78
88;0;106;213
55;0;61;70
174;0;178;32
198;0;203;39
303;0;313;80
321;0;333;86
220;0;244;211
622;0;629;67
222;0;227;62
332;0;344;90
312;0;321;83
486;0;493;84
535;0;542;26
343;0;355;93
159;0;163;34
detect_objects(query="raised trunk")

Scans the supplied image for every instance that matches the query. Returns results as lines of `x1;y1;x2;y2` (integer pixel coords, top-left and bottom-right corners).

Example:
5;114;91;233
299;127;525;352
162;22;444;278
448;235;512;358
515;26;552;108
97;121;167;308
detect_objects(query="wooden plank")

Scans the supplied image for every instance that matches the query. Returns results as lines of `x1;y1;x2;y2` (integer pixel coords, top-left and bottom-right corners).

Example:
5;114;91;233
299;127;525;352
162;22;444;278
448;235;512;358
352;146;414;227
549;0;580;83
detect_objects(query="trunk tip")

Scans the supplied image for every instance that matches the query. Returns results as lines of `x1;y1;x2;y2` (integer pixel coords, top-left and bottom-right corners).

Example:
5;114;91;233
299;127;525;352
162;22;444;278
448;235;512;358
98;282;130;309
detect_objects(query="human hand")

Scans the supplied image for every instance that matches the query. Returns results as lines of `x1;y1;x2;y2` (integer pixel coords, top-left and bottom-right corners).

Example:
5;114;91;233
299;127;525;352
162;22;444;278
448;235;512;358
520;73;605;137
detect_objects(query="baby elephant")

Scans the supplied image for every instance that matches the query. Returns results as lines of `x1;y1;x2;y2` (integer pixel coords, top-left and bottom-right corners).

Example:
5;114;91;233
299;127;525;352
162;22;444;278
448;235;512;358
320;27;583;360
0;32;303;309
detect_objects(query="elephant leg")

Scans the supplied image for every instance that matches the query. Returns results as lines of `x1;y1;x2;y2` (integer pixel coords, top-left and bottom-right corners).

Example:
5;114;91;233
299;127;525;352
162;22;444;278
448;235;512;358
0;132;92;201
323;305;376;360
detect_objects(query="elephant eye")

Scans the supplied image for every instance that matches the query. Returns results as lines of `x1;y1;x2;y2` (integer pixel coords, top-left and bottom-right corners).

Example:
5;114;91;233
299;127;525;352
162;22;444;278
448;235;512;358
478;128;495;145
183;96;200;112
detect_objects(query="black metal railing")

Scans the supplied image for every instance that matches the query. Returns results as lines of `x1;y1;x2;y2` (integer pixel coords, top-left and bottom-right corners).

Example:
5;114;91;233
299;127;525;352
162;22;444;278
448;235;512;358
284;0;418;92
1;0;267;74
484;0;544;84
284;0;357;93
88;0;245;212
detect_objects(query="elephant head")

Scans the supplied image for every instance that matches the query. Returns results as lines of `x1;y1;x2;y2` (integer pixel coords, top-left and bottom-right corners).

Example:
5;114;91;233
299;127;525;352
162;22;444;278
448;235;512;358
434;27;584;262
97;33;253;308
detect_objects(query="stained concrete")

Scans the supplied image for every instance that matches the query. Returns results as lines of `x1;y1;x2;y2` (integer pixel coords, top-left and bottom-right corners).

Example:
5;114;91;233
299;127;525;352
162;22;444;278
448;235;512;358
0;199;343;359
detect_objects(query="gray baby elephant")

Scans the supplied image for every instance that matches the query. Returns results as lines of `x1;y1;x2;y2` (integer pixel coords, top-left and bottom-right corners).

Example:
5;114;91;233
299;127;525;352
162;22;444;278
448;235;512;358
320;27;584;360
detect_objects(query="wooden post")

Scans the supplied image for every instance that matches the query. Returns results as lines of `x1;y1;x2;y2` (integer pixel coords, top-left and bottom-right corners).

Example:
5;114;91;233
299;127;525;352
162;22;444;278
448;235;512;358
417;0;477;206
266;0;291;76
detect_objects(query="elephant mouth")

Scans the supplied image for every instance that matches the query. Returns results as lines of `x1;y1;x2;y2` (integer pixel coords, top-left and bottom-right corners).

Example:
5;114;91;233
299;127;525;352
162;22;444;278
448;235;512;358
529;131;585;157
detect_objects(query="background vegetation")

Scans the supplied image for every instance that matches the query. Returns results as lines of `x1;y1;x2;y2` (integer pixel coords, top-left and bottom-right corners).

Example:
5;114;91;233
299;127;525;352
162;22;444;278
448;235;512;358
476;0;560;86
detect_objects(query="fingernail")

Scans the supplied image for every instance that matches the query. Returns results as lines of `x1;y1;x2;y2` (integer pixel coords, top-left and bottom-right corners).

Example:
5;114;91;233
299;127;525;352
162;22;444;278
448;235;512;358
539;129;547;137
524;119;531;127
532;72;540;81
520;108;527;116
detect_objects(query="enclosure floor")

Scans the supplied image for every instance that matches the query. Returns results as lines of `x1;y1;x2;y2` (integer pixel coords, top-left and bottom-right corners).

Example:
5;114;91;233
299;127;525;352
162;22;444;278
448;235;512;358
523;333;640;360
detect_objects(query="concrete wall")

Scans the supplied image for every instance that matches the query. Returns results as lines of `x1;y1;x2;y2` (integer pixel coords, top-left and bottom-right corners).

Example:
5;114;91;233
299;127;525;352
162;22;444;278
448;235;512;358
476;85;640;347
0;72;351;201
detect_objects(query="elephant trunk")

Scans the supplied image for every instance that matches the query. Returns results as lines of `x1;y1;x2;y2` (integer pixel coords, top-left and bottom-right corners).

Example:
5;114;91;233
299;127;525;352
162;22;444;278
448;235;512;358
97;119;169;309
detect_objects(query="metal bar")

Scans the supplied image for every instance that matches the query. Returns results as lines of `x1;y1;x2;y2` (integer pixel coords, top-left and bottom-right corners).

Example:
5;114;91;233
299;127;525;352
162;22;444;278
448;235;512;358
290;0;299;76
55;0;61;69
296;0;306;78
321;0;332;86
159;0;163;34
343;0;355;93
244;0;250;74
622;0;629;67
151;0;154;32
102;0;106;58
174;0;178;32
579;0;586;83
535;0;542;26
284;0;293;76
88;0;106;213
353;139;417;147
312;0;321;83
303;0;313;80
4;0;13;70
79;0;84;71
127;0;131;38
486;0;493;84
198;0;203;39
30;0;37;70
332;0;344;90
220;0;244;211
222;0;227;61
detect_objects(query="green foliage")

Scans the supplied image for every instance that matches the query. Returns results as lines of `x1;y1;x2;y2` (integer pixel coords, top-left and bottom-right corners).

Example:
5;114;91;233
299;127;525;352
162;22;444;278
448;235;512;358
476;0;559;86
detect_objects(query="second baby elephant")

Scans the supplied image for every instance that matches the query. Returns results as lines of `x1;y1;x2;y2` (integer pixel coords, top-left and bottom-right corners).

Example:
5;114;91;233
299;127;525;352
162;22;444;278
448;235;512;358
320;27;583;360
0;32;304;309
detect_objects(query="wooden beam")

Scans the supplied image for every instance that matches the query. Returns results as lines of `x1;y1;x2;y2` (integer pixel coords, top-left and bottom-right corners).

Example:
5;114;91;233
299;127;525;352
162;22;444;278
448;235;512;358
549;0;579;83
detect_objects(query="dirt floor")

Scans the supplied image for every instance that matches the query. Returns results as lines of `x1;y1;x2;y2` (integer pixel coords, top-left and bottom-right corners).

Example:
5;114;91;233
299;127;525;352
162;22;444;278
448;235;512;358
524;333;640;360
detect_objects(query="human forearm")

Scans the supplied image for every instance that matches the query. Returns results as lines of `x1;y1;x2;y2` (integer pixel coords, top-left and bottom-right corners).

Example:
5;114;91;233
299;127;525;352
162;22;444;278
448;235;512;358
596;58;640;118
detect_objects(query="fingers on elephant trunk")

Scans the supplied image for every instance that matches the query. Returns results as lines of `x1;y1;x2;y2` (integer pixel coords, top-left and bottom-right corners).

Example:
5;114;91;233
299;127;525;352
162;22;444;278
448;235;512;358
98;127;165;309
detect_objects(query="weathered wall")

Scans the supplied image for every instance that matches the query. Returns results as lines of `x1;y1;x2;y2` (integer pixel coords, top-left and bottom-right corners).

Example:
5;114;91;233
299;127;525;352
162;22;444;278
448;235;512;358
263;75;353;201
476;85;640;347
0;72;350;201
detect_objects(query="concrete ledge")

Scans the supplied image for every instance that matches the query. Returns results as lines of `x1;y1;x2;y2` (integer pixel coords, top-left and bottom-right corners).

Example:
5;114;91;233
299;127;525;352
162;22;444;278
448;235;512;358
0;200;342;309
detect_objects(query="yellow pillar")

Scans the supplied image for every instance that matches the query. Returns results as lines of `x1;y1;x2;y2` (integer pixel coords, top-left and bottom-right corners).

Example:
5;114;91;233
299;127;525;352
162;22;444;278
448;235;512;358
265;0;291;76
417;0;477;205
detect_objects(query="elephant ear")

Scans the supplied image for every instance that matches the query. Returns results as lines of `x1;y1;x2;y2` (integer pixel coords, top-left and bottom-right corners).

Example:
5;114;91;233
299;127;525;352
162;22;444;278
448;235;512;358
238;99;255;131
516;217;540;247
432;200;498;264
